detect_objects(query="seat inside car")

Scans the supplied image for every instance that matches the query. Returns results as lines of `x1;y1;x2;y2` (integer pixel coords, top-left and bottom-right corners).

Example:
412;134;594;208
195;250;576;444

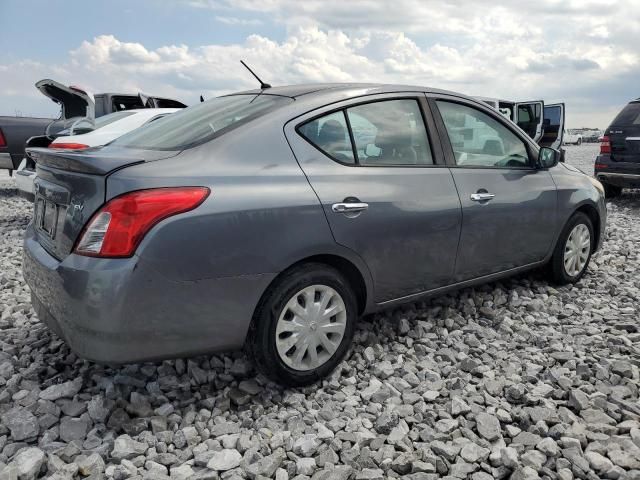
372;127;417;164
318;120;350;161
483;139;504;156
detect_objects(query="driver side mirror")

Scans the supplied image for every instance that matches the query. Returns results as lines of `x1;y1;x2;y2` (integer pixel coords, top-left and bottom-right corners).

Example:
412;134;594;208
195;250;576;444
538;147;560;169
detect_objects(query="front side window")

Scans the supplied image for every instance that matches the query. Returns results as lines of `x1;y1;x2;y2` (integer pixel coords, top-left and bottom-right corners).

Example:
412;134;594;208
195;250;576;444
113;94;293;150
437;101;531;168
299;98;433;166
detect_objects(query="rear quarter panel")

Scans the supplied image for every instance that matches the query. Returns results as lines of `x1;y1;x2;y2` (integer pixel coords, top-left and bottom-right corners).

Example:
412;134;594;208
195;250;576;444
106;116;373;291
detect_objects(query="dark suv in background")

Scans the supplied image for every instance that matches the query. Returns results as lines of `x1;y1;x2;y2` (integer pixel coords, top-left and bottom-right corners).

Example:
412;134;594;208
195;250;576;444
596;98;640;196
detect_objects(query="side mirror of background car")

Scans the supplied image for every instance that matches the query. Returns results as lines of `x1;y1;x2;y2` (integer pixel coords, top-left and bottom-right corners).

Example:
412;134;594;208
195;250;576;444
538;147;560;169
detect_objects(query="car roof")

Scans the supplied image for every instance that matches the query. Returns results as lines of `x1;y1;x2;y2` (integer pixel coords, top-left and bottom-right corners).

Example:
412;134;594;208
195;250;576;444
227;83;459;99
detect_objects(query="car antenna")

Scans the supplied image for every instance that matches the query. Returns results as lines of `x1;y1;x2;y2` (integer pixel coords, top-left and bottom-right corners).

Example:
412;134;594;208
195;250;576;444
240;60;271;89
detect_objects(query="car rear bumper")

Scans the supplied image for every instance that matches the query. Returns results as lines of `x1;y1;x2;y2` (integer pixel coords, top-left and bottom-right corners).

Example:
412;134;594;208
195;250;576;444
596;171;640;188
0;153;13;169
23;224;275;363
595;154;640;188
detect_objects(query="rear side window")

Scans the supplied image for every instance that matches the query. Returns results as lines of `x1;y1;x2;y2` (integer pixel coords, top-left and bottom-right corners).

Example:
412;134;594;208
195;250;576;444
113;94;293;150
348;100;433;165
611;102;640;126
299;98;433;166
298;112;355;164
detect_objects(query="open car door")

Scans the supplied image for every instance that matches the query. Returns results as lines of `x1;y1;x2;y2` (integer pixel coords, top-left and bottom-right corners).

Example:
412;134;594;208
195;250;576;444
540;103;565;149
515;100;544;143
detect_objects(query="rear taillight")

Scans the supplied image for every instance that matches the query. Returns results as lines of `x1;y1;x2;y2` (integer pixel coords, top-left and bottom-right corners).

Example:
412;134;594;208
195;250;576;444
74;187;210;258
49;143;89;150
0;128;6;147
594;163;607;170
600;135;611;154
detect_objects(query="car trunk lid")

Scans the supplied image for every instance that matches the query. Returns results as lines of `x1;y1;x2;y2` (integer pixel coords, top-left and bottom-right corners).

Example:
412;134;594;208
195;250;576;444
27;146;178;259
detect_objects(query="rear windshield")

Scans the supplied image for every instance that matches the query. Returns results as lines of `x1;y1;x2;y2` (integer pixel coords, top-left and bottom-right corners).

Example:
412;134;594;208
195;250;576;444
58;111;135;136
611;102;640;126
113;94;293;150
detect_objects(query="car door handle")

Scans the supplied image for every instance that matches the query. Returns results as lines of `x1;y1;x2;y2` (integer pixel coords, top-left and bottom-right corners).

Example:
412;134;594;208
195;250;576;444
470;193;495;202
332;202;369;213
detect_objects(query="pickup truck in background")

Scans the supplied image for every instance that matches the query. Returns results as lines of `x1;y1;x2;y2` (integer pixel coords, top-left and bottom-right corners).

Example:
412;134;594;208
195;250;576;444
563;129;583;145
0;79;186;173
0;116;56;172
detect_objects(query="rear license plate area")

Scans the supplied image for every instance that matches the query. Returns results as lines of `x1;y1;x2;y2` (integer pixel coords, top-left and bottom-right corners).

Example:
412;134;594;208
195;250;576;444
36;198;59;239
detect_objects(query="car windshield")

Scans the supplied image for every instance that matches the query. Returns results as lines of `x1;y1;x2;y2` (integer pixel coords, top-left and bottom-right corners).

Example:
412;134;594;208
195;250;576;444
112;94;293;150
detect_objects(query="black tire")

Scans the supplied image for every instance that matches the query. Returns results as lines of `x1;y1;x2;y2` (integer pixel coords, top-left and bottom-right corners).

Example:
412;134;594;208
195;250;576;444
602;182;622;198
577;138;582;145
548;212;594;284
246;263;357;387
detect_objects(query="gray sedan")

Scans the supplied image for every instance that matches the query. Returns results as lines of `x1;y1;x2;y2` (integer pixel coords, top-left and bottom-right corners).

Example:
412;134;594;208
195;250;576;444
23;83;606;386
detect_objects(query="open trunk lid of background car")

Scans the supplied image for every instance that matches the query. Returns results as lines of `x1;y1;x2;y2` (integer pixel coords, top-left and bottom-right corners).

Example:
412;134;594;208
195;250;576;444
36;79;95;122
27;146;178;260
608;100;640;163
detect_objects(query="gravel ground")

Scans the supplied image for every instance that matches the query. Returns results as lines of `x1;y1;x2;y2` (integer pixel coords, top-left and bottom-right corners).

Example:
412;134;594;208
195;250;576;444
0;144;639;480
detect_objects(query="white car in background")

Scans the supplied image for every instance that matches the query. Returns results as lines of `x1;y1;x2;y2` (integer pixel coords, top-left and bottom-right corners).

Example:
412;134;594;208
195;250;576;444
15;108;179;197
563;129;583;145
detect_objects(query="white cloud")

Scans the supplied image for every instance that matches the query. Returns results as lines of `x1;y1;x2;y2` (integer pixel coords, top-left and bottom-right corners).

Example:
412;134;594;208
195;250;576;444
1;0;639;128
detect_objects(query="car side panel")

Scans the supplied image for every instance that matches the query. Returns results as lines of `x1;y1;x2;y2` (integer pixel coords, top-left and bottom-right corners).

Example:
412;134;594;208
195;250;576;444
283;94;462;303
549;163;606;251
106;120;375;297
448;168;558;280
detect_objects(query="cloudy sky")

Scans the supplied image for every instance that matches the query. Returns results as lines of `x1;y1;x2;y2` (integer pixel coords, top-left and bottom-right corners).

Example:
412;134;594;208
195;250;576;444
1;0;638;128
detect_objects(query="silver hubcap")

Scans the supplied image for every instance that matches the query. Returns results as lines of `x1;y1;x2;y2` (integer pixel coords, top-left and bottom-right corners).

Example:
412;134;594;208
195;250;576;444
275;285;347;371
564;223;591;277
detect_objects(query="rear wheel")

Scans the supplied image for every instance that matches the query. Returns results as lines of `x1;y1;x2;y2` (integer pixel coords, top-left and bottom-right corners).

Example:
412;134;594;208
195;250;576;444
548;212;594;284
247;263;357;386
577;138;582;145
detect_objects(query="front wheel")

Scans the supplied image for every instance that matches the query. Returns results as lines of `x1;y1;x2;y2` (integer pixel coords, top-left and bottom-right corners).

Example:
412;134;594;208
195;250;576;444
548;212;594;284
577;138;582;145
247;263;357;386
